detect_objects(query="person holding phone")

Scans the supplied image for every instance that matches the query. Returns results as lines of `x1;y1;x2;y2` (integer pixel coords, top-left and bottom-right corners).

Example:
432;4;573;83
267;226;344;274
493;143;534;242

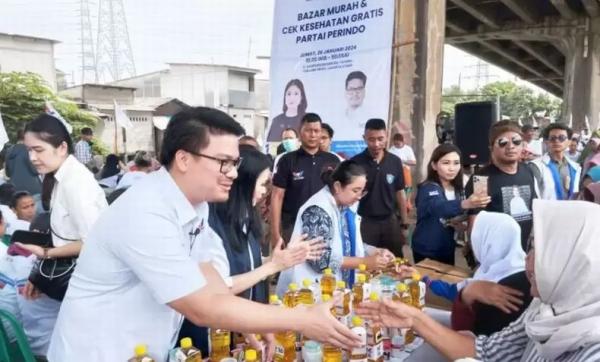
465;120;537;251
12;114;108;356
412;144;490;265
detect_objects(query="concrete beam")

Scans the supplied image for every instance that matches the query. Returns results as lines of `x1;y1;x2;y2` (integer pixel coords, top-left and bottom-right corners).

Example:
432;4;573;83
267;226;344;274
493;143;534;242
477;40;564;89
499;0;540;24
582;0;600;17
513;40;564;75
549;0;577;19
449;0;499;29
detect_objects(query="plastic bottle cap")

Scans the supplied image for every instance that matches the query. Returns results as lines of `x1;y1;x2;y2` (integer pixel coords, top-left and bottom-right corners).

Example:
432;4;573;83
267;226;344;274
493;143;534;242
302;279;312;288
357;274;366;283
289;283;298;291
412;273;421;281
246;349;257;361
324;268;333;275
358;263;366;271
134;344;147;356
352;316;363;327
369;292;379;301
269;294;279;304
396;283;408;292
321;294;332;302
336;280;346;289
180;337;192;349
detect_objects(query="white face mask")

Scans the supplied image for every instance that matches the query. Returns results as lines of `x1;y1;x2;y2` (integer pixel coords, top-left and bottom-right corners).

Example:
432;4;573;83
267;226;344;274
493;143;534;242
281;138;298;152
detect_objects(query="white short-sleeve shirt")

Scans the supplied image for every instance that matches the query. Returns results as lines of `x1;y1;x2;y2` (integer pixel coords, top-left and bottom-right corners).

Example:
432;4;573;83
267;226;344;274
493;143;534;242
50;155;108;246
47;168;210;362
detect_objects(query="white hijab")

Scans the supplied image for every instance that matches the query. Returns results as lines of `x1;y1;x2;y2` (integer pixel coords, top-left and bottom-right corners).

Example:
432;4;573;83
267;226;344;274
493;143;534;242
525;200;600;360
457;211;525;289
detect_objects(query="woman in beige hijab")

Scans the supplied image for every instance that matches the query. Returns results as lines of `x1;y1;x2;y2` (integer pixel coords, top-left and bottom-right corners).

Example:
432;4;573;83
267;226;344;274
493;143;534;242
358;200;600;361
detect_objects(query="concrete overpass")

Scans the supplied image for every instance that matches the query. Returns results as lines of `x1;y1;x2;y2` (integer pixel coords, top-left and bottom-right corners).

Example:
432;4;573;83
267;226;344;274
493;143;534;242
445;0;600;131
392;0;600;178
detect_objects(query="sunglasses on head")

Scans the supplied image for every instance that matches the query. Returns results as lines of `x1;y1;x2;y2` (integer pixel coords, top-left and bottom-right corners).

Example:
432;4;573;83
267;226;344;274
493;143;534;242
548;135;568;143
496;136;523;148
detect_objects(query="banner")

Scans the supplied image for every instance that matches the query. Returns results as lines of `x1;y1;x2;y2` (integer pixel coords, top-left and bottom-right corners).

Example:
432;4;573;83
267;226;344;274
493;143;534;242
267;0;394;157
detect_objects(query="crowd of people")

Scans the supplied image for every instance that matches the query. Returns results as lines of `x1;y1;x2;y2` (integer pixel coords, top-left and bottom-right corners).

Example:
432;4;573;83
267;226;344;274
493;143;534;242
0;106;598;361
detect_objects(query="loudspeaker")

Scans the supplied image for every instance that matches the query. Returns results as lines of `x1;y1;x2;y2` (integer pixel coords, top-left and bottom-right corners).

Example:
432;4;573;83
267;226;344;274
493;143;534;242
454;101;497;165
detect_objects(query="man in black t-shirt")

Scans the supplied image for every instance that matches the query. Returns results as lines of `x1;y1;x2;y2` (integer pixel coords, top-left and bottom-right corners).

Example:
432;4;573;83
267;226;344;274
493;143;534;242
351;119;408;257
466;120;537;250
271;113;340;245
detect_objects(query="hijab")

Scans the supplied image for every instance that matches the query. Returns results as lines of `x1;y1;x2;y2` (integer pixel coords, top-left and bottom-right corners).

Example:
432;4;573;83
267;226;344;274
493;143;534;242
525;200;600;360
470;211;525;282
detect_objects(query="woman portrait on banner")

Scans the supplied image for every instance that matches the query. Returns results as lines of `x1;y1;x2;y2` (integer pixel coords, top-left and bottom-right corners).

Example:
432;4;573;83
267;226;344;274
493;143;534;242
267;78;307;142
13;114;108;355
276;160;395;296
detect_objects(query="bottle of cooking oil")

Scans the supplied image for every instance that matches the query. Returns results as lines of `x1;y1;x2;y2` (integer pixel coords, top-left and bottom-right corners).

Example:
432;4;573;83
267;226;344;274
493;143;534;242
319;294;343;361
409;273;425;310
179;337;202;362
321;268;336;296
352;274;367;310
357;263;370;282
335;280;352;319
244;349;258;362
366;293;384;362
283;283;299;308
209;329;230;362
350;316;368;362
128;344;155;362
394;283;416;344
298;279;315;305
272;295;297;362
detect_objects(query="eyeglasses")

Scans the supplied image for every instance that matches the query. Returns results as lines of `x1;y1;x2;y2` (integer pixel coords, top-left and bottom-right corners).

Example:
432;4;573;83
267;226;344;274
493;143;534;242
346;86;365;94
547;135;568;143
496;136;523;148
186;150;243;174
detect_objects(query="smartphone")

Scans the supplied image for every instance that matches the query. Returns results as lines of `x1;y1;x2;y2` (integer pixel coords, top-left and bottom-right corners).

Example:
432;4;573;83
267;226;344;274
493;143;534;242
473;175;489;196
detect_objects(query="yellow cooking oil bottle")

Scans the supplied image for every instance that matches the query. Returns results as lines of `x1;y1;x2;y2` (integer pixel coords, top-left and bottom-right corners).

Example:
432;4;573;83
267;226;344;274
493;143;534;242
271;294;297;362
179;337;202;362
321;294;343;362
394;283;416;344
128;344;155;362
283;283;299;308
209;329;230;362
352;274;367;310
409;273;425;310
321;268;336;296
298;279;314;305
350;316;368;362
335;280;352;320
366;293;384;362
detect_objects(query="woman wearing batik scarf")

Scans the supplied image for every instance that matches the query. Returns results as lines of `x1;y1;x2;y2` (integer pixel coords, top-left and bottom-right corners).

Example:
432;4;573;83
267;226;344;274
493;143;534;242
276;160;394;296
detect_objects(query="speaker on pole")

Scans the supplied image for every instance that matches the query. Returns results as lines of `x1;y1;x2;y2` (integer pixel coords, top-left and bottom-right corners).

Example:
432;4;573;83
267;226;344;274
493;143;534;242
454;101;498;165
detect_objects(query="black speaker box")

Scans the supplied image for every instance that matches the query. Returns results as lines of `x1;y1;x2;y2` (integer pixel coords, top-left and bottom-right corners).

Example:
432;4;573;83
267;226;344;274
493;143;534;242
454;101;497;165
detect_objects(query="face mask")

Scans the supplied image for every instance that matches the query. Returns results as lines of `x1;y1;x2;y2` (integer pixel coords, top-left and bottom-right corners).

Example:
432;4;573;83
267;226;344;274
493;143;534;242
281;138;298;152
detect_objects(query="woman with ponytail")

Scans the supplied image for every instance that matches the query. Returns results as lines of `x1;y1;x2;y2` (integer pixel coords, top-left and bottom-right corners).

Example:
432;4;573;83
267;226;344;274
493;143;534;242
276;160;394;296
14;114;107;355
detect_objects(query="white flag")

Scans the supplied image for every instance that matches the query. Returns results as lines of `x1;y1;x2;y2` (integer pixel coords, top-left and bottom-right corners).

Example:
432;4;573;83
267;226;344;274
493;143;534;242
113;100;133;130
0;111;9;148
45;100;73;134
568;113;573;128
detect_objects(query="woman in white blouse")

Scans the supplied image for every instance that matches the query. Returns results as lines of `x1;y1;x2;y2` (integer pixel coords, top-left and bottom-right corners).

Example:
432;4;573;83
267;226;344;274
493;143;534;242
15;114;108;355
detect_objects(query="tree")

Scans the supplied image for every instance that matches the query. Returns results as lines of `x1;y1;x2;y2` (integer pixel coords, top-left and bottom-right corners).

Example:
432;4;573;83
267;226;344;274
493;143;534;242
0;72;108;154
441;81;562;121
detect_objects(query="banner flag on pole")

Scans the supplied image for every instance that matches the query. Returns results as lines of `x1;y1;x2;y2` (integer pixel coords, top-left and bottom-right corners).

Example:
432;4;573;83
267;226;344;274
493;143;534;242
113;100;133;130
45;100;73;134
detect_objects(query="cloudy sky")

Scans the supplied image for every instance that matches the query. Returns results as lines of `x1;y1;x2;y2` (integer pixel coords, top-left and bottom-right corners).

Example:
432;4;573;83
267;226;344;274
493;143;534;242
0;0;534;92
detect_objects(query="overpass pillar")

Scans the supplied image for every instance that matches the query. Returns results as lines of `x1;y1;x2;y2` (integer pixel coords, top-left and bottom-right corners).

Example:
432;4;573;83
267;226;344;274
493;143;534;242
390;0;446;181
562;17;600;132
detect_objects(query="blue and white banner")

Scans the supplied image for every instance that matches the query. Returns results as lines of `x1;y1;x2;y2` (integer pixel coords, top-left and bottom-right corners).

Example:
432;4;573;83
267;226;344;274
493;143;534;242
268;0;395;157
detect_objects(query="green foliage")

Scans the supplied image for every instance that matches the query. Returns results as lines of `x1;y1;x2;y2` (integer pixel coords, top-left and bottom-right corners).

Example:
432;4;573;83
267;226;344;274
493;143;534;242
442;81;562;120
0;72;108;154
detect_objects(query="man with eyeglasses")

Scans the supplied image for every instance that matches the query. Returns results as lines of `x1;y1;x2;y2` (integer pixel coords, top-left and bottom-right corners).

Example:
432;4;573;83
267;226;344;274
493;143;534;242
466;120;537;250
531;123;581;201
48;107;359;361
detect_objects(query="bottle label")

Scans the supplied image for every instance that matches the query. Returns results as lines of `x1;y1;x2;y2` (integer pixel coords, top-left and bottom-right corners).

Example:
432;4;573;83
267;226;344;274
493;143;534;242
419;282;426;308
274;344;285;360
363;283;371;301
367;341;384;361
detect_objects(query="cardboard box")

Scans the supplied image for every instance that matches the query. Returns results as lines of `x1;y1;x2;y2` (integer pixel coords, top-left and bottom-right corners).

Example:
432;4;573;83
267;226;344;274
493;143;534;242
415;259;473;310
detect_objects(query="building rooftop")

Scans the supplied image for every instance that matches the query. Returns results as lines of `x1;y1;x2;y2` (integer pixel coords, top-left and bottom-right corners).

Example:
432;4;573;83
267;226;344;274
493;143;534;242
166;62;261;74
0;32;60;44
